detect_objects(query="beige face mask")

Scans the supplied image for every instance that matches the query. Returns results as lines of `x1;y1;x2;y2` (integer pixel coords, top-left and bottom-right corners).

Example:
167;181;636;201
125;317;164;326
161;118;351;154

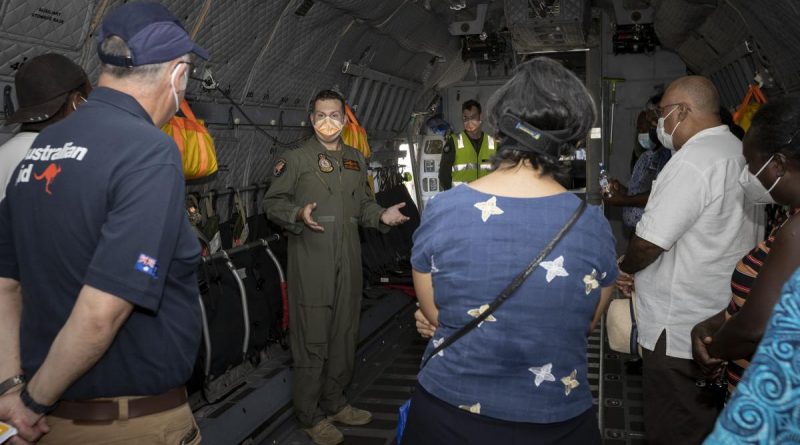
464;119;481;133
314;116;344;138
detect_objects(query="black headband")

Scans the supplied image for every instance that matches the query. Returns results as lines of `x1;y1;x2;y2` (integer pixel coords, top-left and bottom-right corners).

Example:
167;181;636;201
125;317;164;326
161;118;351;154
497;113;572;157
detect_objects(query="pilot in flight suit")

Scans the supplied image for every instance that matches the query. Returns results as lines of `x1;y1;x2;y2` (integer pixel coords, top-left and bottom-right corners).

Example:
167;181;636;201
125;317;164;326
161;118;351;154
264;90;408;444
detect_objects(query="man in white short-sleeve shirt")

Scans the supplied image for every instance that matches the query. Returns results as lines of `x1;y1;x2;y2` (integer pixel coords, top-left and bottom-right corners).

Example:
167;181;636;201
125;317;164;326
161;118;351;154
618;76;758;445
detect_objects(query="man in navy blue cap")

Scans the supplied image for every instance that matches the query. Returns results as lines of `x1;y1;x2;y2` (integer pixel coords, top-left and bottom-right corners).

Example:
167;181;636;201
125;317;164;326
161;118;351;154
0;2;208;443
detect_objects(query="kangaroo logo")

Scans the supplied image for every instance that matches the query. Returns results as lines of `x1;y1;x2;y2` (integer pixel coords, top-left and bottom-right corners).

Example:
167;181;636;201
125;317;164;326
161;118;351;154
33;163;62;195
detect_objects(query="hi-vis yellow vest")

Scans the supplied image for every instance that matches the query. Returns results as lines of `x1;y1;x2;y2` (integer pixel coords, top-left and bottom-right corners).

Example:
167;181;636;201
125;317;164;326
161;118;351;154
451;132;496;185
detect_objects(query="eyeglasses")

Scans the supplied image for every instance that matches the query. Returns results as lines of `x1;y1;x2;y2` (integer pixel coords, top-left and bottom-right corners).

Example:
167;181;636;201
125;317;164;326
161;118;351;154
655;103;684;118
175;61;196;77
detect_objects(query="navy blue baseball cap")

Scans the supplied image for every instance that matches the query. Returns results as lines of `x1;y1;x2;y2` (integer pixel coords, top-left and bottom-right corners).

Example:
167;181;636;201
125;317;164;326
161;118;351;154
96;2;209;67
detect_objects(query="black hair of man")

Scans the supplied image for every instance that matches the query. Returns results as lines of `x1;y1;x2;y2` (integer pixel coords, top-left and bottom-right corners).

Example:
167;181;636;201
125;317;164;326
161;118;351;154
636;110;650;132
312;89;345;113
462;99;481;114
647;93;663;109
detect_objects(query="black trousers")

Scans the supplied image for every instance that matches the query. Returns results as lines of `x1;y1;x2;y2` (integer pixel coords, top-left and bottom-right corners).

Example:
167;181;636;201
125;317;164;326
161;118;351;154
641;331;721;445
401;384;601;445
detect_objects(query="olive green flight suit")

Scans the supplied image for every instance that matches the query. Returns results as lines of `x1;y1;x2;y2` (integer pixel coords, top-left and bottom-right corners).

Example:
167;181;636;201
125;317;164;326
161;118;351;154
263;137;388;428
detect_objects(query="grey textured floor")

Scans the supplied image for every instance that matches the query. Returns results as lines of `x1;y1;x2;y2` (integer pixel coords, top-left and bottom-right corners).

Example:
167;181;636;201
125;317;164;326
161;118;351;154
601;344;647;444
264;325;648;445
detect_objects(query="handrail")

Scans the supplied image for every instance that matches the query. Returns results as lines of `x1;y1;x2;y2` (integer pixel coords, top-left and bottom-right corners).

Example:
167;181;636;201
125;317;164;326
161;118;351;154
198;295;213;378
193;183;270;201
220;249;251;359
202;235;281;263
197;234;282;376
261;241;289;330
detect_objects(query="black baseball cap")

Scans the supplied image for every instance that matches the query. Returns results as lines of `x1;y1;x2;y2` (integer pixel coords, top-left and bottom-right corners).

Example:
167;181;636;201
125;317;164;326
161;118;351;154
7;53;89;124
96;2;209;67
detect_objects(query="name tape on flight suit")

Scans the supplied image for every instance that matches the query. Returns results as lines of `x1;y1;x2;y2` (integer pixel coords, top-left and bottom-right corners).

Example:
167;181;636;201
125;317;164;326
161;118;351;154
343;159;360;171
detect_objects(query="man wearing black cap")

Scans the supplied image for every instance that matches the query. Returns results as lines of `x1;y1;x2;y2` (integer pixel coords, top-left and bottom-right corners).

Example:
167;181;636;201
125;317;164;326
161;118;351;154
0;2;208;443
0;54;91;202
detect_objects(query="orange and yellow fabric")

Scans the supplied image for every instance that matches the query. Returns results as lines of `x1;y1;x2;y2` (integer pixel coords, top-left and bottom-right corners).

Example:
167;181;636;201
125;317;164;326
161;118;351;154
161;99;218;180
734;84;767;133
341;104;371;158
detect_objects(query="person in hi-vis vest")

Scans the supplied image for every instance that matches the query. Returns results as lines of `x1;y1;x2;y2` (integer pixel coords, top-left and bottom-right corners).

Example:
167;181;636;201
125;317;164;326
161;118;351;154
439;99;496;190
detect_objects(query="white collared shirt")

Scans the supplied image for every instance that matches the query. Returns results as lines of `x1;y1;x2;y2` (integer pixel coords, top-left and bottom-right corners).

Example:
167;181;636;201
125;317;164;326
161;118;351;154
634;125;760;359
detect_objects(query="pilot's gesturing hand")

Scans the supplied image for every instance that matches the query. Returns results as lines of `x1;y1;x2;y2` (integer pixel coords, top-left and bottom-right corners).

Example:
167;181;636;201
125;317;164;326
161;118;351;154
380;202;410;227
297;202;324;232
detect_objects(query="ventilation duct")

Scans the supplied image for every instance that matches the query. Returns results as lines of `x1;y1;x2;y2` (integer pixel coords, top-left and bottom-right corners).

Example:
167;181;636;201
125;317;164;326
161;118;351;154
651;0;715;50
504;0;591;52
318;0;456;58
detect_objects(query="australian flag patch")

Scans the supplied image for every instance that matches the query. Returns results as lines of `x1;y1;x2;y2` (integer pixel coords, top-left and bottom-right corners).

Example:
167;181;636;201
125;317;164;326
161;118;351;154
135;253;159;279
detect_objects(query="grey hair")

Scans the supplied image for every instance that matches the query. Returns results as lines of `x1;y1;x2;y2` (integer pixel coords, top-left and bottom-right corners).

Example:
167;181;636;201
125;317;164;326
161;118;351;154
99;36;188;80
484;57;596;178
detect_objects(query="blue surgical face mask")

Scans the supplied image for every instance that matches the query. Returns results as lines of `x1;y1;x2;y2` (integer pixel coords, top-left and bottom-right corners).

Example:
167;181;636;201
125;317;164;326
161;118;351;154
638;133;654;150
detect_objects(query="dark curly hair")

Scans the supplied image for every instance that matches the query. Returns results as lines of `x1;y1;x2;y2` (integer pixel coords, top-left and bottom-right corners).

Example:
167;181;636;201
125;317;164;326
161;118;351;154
746;95;800;163
462;99;481;114
311;89;345;113
485;57;596;181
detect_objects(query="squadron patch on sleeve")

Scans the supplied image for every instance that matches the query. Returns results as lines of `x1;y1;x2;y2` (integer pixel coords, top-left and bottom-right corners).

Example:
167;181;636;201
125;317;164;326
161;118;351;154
273;159;287;177
343;159;361;171
318;154;334;173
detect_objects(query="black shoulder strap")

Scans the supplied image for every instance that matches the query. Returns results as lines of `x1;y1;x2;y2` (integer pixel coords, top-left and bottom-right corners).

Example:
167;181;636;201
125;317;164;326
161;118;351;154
420;199;587;369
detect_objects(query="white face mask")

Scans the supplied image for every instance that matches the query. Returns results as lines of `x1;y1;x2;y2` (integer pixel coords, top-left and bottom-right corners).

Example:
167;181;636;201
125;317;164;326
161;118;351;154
657;106;681;150
638;133;654;150
738;155;780;205
170;63;189;114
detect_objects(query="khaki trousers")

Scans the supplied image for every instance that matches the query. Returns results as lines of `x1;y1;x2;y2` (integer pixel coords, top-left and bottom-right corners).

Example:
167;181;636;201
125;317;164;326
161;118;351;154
39;402;200;445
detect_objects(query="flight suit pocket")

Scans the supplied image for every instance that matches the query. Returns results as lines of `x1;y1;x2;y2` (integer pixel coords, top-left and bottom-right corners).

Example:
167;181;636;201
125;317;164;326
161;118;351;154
298;303;332;345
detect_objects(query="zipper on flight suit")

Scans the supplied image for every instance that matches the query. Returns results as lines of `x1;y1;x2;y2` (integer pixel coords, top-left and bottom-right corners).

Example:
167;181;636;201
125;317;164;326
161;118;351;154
325;153;345;278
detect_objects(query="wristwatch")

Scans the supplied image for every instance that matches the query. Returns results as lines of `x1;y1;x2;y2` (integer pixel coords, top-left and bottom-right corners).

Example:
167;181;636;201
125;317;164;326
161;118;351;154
19;384;58;415
0;375;25;396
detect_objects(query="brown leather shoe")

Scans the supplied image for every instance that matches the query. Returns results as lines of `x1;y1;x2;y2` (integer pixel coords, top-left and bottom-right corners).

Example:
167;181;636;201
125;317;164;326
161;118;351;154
327;404;373;426
304;418;344;445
